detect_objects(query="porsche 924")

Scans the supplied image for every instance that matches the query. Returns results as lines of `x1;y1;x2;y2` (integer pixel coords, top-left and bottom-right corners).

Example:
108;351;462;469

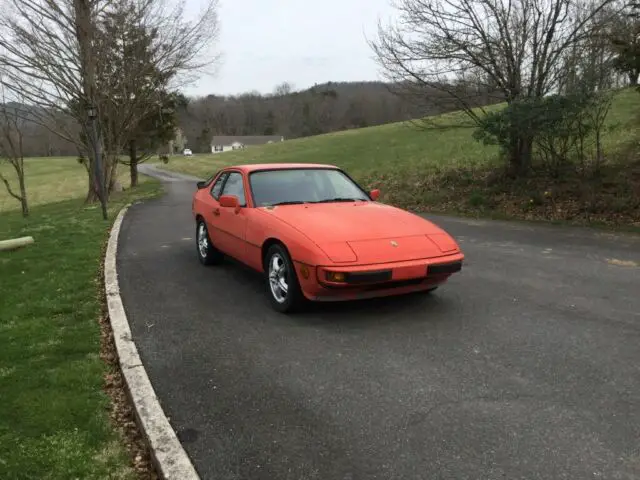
192;163;464;312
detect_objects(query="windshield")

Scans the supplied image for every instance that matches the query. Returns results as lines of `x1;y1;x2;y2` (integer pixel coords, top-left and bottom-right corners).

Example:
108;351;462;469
249;168;370;207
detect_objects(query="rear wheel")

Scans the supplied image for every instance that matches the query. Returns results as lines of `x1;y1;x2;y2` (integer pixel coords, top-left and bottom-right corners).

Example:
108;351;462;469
264;244;304;313
196;220;223;265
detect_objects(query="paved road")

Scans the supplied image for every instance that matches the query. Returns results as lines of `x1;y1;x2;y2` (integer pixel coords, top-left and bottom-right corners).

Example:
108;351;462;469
119;165;640;480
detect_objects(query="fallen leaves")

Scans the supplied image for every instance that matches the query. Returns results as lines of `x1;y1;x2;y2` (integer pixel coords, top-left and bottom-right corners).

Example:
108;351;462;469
361;161;640;228
98;240;158;480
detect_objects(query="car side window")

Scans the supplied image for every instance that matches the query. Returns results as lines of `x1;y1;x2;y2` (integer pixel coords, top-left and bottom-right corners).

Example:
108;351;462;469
210;172;228;200
220;172;246;206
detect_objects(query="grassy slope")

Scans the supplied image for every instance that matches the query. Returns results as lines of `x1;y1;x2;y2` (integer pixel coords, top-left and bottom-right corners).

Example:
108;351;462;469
0;156;147;213
0;161;161;479
159;108;502;179
160;88;640;227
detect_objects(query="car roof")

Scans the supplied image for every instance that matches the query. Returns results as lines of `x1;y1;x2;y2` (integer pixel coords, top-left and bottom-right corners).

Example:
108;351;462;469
225;163;339;173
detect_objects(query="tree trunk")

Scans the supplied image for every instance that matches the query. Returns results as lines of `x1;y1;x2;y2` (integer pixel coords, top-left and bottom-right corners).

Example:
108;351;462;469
519;137;533;175
75;0;108;220
129;140;138;188
130;160;138;188
508;134;533;177
106;156;118;193
18;170;28;217
85;161;99;203
84;152;109;203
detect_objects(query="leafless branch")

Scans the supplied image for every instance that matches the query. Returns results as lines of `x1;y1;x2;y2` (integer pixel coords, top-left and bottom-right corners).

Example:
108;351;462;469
370;0;623;123
0;80;29;214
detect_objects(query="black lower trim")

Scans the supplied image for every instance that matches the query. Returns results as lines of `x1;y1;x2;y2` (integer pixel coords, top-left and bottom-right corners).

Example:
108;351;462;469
427;261;462;276
344;269;392;284
361;277;427;291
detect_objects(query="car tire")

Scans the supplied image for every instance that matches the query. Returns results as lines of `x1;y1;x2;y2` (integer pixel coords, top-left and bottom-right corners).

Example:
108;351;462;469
264;243;305;313
196;219;223;265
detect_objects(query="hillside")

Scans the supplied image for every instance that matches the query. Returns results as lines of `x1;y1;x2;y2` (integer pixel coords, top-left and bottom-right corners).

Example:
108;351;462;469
161;88;640;228
5;80;500;158
178;80;502;152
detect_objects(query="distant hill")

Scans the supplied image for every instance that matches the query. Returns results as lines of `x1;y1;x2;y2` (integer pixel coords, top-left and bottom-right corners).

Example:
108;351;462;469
176;80;502;154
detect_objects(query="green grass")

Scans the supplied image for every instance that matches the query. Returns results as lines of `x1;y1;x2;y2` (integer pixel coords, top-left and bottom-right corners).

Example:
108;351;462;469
0;156;147;213
0;181;162;479
158;88;640;227
158;110;502;180
160;88;639;179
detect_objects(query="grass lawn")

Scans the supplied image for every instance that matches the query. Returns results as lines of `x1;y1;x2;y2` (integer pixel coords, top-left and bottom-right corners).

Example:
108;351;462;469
157;106;503;180
0;159;162;479
159;88;640;227
0;156;146;213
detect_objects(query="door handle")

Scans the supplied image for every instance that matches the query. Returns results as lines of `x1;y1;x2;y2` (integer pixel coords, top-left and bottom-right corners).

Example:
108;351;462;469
213;208;220;216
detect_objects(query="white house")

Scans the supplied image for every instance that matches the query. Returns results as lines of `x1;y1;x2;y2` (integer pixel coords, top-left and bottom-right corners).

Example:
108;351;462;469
210;135;284;154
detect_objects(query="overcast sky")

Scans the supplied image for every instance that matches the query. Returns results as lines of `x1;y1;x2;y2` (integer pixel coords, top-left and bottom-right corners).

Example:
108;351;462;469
183;0;396;97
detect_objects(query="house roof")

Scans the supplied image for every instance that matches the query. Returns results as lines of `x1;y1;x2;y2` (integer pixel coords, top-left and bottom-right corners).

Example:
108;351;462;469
211;135;283;146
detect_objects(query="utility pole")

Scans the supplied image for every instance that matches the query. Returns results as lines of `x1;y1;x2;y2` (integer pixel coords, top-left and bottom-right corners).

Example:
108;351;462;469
74;0;108;219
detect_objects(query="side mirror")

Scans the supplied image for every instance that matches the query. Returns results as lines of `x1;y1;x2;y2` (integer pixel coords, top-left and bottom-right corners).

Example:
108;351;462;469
369;189;380;201
219;194;239;208
196;180;206;189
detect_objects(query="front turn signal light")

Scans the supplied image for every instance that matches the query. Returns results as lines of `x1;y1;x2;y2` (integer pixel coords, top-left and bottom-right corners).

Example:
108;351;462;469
325;271;346;282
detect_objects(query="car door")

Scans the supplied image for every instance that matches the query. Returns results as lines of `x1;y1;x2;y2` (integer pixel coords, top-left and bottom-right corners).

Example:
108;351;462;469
215;171;249;261
201;171;230;253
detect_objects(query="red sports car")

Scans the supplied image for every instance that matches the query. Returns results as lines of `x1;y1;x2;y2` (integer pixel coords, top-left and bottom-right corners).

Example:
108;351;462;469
192;163;464;313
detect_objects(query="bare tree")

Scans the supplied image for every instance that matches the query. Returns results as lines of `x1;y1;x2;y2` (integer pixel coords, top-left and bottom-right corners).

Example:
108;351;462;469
0;0;122;218
370;0;621;173
0;0;220;218
610;0;640;85
90;0;220;191
0;84;29;216
273;82;294;96
556;1;624;94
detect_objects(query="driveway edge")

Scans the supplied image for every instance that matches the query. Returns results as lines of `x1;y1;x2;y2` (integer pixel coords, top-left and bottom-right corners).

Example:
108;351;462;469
104;205;200;480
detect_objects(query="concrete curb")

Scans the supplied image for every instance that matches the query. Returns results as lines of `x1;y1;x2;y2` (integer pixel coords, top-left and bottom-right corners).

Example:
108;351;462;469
105;206;200;480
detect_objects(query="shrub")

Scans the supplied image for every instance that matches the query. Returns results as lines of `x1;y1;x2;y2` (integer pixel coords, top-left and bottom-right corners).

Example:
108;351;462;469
473;91;613;177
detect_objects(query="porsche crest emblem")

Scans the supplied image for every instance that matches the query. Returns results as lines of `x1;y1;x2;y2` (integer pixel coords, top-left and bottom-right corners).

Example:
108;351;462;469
390;240;398;247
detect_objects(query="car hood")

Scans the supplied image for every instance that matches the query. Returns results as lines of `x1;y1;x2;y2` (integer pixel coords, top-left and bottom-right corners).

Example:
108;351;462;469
261;202;460;263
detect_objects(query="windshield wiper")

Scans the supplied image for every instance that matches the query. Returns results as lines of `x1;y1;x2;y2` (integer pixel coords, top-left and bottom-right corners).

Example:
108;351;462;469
271;200;307;206
311;197;366;203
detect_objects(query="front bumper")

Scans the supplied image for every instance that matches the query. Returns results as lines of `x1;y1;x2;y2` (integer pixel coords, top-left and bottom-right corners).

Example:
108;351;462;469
294;252;464;302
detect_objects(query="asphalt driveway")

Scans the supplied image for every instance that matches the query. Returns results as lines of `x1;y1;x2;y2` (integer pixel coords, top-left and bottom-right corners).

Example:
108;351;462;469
117;165;640;480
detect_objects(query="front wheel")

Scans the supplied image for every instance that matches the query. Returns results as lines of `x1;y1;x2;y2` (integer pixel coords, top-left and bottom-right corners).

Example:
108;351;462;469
196;220;223;265
264;244;304;313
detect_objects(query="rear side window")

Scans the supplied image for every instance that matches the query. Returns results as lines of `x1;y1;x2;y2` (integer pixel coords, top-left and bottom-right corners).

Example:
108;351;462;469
210;172;228;199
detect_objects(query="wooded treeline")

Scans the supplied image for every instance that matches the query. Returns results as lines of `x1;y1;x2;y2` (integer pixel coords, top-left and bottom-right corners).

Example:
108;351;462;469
7;79;505;157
